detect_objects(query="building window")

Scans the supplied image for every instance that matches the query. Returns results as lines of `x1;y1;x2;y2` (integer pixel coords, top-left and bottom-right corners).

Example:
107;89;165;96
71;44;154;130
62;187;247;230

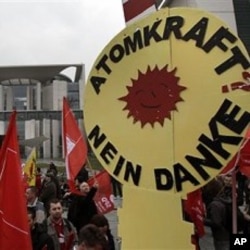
67;82;80;109
13;85;27;111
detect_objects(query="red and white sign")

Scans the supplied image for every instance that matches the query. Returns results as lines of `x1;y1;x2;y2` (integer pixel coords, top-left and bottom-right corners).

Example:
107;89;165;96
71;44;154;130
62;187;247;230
88;170;115;214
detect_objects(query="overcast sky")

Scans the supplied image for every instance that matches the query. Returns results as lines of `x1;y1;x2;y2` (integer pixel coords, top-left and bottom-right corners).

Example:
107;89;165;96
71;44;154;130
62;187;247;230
0;0;125;79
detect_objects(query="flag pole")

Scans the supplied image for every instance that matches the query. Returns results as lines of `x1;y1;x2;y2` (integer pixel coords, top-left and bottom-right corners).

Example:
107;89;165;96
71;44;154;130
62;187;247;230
231;130;249;234
87;156;96;182
86;157;97;182
157;0;174;10
83;117;98;182
232;167;237;234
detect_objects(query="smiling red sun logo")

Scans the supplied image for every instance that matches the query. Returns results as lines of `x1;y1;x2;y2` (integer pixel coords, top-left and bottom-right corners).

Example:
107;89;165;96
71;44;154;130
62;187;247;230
118;65;186;128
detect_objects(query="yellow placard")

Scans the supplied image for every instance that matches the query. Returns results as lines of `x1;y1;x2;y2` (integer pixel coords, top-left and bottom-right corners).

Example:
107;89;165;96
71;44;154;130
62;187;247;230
84;7;250;249
84;7;250;195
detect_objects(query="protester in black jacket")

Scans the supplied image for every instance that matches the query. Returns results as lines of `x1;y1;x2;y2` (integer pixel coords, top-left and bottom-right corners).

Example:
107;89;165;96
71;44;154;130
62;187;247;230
27;207;54;250
67;181;98;233
203;177;245;250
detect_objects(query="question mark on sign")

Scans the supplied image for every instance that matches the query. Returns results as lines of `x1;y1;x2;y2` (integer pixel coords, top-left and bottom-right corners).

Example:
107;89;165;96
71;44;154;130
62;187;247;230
222;71;250;93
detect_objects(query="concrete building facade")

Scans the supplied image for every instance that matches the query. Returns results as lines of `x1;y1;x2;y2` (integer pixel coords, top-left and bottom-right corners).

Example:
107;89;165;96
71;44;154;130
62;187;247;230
0;64;85;159
156;0;250;54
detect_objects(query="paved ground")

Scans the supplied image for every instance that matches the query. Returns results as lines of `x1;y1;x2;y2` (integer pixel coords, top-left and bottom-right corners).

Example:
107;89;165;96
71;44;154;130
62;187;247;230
199;227;215;250
106;198;215;250
106;198;122;250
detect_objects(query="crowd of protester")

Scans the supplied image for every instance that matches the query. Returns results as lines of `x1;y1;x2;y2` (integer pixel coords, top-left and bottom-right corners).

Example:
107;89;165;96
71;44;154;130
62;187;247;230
197;171;250;250
27;159;250;250
26;162;117;250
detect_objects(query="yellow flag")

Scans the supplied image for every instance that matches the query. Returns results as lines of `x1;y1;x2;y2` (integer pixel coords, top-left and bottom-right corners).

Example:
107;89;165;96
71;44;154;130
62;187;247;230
23;148;36;186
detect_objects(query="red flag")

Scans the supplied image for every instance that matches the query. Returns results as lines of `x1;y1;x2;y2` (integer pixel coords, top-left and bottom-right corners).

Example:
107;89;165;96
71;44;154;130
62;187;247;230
220;153;238;175
0;111;32;249
62;97;88;193
183;189;205;238
221;127;250;176
122;0;156;24
239;136;250;176
88;171;115;214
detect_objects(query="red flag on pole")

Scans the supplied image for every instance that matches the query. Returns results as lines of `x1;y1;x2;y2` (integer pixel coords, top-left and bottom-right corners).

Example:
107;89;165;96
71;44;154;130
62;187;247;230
88;171;115;214
220;153;238;175
62;97;88;193
220;127;250;176
122;0;156;25
0;111;32;249
220;128;250;234
239;134;250;176
183;189;205;238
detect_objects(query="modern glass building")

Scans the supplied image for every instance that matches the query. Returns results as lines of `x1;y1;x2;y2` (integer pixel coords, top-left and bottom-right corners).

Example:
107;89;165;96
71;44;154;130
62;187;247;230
0;64;85;159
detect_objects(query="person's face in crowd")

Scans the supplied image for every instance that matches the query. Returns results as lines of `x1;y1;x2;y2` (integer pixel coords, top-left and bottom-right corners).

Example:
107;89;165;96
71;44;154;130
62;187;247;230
80;182;90;195
27;213;35;229
49;202;63;220
224;175;232;187
25;188;35;202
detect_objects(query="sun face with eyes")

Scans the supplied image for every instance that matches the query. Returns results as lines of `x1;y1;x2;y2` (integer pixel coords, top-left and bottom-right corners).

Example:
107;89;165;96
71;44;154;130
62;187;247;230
118;65;186;128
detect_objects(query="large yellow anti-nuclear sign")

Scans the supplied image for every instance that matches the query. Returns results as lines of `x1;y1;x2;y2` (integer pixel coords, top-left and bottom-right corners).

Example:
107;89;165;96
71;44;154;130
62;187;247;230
84;8;250;195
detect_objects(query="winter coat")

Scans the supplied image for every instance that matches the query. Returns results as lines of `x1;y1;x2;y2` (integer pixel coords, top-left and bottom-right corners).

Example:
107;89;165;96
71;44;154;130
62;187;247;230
31;223;55;250
67;187;98;233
